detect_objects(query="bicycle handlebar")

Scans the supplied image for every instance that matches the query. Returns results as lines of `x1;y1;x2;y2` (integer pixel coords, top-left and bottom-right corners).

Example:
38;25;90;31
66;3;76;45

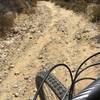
87;81;100;100
73;78;100;100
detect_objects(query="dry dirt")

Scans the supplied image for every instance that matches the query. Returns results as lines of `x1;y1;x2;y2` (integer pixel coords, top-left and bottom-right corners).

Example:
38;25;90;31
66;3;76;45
0;1;100;100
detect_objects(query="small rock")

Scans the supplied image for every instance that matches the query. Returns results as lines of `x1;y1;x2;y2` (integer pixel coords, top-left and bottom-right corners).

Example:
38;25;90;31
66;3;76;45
13;93;19;97
52;70;56;74
24;76;29;80
8;64;15;70
72;68;76;73
28;79;32;82
13;84;18;88
1;45;4;48
10;64;15;68
38;56;43;59
14;71;20;75
17;49;20;51
29;37;32;39
4;71;8;75
0;78;2;83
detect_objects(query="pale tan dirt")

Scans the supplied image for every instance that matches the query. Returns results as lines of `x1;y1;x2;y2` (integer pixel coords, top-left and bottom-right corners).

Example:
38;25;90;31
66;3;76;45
0;1;100;100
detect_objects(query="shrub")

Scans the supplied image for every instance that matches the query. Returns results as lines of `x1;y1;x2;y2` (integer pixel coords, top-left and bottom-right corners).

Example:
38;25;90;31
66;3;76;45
72;0;87;13
0;0;37;38
8;0;37;13
0;12;15;37
86;4;100;22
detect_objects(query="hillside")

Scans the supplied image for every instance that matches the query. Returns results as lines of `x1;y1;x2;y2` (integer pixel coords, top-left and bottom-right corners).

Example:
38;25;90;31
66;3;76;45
0;1;100;100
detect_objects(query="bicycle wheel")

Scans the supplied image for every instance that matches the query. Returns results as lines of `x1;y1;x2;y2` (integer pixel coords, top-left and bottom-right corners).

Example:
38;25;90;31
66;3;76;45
35;71;68;100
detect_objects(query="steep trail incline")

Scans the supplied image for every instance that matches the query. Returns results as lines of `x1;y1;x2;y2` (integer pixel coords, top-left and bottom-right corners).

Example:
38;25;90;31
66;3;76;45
0;1;99;100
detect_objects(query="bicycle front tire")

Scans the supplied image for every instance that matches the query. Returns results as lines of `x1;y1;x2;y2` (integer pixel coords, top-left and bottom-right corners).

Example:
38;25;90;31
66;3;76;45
36;71;68;100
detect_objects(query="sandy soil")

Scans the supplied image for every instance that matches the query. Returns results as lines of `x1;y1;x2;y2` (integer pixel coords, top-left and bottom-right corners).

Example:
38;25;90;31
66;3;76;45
0;1;100;100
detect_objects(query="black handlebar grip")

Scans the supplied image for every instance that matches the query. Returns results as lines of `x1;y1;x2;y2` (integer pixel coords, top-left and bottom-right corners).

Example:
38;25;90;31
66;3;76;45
87;83;100;100
73;78;100;100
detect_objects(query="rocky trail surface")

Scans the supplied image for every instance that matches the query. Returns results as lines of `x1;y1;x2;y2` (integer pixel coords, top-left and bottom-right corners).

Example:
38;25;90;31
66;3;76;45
0;1;100;100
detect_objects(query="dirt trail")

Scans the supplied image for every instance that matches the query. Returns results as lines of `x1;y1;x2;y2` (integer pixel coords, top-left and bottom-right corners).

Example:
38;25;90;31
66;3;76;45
0;2;61;100
0;1;100;100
